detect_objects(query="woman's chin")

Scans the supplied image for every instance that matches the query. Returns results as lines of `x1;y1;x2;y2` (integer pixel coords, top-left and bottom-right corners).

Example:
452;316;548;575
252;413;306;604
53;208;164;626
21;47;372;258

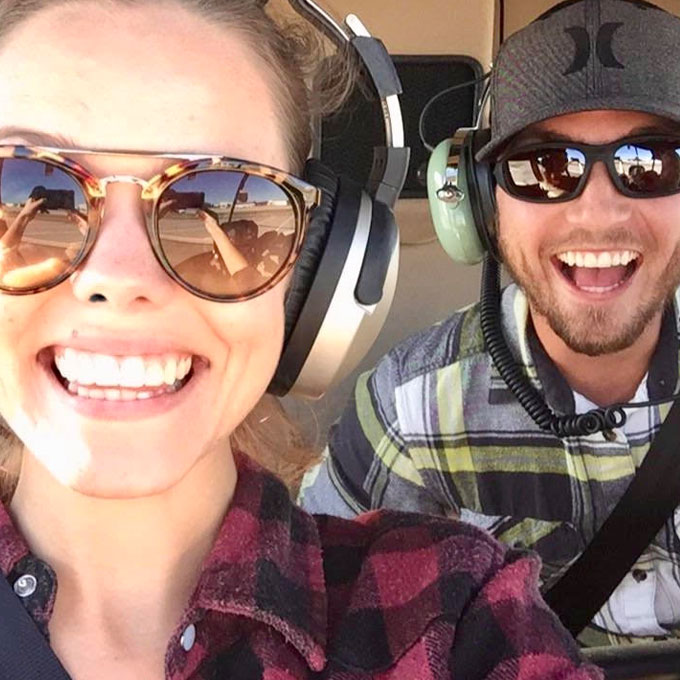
23;433;213;500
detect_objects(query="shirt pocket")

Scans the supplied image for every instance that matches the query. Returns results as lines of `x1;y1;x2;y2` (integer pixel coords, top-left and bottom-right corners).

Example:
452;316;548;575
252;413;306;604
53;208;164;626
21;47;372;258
458;509;584;589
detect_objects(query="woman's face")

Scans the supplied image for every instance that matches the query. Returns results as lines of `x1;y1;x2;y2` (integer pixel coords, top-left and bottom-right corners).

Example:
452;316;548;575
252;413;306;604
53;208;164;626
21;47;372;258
0;1;291;496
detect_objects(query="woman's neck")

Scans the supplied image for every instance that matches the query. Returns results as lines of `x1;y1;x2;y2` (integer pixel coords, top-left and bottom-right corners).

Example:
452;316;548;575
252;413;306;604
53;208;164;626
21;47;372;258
9;441;237;672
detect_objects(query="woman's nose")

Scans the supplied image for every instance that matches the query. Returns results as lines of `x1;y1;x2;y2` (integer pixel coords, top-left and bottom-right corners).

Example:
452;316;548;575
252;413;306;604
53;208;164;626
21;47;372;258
70;182;176;310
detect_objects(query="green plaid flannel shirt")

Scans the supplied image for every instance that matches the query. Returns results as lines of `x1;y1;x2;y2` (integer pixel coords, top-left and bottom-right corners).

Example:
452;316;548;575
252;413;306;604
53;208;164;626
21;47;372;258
300;284;680;646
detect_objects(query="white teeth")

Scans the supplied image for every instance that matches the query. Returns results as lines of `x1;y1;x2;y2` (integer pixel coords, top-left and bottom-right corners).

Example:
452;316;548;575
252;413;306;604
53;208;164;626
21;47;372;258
164;357;178;385
119;357;146;388
69;384;179;401
597;252;612;268
579;283;623;293
622;250;637;266
178;357;191;380
79;353;96;386
93;355;119;387
557;250;640;268
53;349;194;391
54;355;70;382
145;360;165;387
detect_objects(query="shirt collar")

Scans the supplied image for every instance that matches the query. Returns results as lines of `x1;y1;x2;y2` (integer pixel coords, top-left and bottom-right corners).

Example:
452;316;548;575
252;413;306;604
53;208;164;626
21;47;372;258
488;284;680;413
650;291;680;401
0;503;30;577
192;451;327;672
487;285;551;405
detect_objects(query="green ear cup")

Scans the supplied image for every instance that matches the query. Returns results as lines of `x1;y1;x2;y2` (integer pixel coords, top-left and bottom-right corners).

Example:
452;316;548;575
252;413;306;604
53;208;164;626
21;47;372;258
427;136;486;265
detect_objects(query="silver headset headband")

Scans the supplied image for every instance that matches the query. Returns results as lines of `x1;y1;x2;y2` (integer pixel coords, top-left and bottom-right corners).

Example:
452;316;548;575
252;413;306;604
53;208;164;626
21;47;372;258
286;0;409;208
474;77;492;130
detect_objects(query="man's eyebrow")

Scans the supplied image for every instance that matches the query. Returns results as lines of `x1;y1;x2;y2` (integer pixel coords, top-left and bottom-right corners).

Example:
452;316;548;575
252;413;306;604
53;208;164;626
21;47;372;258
518;129;570;143
502;129;571;154
507;122;680;152
628;123;680;136
0;126;79;148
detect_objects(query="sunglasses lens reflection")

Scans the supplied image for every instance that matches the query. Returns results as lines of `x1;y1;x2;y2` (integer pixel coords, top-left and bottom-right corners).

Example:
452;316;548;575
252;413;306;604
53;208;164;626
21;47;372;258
503;148;585;200
157;171;297;298
0;159;303;299
0;158;88;290
614;141;680;195
502;139;680;201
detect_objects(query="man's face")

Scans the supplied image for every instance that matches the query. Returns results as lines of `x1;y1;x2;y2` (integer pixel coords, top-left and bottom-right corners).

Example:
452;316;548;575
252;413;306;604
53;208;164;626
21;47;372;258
496;110;680;356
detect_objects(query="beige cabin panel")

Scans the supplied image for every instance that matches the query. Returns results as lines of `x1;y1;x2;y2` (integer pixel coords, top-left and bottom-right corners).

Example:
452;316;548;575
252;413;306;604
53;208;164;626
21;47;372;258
329;0;496;67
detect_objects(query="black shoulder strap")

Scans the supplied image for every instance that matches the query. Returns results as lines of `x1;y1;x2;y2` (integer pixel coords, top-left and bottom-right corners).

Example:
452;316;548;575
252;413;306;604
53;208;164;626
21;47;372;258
0;573;71;679
544;399;680;637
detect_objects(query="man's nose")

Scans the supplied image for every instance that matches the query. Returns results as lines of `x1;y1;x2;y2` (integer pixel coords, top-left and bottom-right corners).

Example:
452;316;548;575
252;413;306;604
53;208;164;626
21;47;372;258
564;160;634;226
70;182;176;311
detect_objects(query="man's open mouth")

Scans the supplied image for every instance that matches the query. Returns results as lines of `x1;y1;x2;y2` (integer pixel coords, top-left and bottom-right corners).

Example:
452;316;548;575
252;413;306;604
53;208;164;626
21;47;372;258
554;250;641;293
47;348;197;401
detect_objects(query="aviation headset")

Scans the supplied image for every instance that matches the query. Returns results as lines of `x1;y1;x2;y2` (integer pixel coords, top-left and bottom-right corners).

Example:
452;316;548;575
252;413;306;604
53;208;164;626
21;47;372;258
267;0;409;398
426;84;497;268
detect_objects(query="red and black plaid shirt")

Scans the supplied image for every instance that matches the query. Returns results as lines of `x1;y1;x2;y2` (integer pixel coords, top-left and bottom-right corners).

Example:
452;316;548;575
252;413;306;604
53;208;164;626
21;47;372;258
0;453;601;679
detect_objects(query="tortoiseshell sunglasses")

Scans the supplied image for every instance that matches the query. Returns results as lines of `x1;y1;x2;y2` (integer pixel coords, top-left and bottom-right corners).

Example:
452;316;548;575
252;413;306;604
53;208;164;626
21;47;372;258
0;146;320;301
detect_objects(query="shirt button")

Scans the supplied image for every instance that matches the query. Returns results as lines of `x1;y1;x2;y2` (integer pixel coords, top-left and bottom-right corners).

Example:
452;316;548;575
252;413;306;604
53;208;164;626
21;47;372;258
632;569;648;583
180;624;196;652
603;429;618;442
13;574;37;598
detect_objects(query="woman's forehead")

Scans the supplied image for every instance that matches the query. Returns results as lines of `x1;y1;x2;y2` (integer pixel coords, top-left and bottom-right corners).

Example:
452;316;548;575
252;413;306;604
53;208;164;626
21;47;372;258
0;1;289;166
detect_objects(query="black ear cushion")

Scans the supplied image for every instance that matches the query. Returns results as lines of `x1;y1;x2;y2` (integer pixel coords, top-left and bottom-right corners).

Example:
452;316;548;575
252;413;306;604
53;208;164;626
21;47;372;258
475;160;499;259
466;129;500;260
284;158;339;342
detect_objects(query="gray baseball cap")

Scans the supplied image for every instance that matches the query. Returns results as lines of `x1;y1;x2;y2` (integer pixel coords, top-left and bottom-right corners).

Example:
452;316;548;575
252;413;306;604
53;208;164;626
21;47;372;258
477;0;680;161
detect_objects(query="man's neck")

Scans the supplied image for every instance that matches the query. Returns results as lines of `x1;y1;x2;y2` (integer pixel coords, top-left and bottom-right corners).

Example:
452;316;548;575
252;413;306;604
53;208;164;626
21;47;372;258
530;308;664;407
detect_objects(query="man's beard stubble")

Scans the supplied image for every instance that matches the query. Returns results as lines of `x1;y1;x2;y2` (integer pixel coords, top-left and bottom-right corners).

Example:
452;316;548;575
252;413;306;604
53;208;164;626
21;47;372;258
499;238;680;357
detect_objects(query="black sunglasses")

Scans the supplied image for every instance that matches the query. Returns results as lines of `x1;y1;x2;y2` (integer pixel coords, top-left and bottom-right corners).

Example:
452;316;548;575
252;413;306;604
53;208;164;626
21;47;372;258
495;135;680;202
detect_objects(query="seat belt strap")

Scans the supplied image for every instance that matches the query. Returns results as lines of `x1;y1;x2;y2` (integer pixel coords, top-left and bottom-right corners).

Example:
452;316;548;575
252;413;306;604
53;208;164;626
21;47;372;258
545;399;680;637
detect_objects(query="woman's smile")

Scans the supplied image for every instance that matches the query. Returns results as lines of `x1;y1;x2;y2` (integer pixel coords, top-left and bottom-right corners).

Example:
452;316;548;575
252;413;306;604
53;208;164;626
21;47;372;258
37;341;211;420
54;348;194;397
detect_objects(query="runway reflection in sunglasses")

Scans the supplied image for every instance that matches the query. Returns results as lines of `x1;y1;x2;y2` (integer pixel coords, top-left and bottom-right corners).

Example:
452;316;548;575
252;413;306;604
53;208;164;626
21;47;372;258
499;137;680;201
0;156;303;299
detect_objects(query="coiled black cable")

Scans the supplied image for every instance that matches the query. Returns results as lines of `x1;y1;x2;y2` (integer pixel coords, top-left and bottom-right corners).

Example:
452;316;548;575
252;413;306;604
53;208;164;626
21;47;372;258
480;254;628;437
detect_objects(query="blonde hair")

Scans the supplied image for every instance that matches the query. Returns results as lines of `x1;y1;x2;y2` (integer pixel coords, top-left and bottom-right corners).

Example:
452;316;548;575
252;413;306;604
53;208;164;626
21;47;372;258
0;0;359;498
